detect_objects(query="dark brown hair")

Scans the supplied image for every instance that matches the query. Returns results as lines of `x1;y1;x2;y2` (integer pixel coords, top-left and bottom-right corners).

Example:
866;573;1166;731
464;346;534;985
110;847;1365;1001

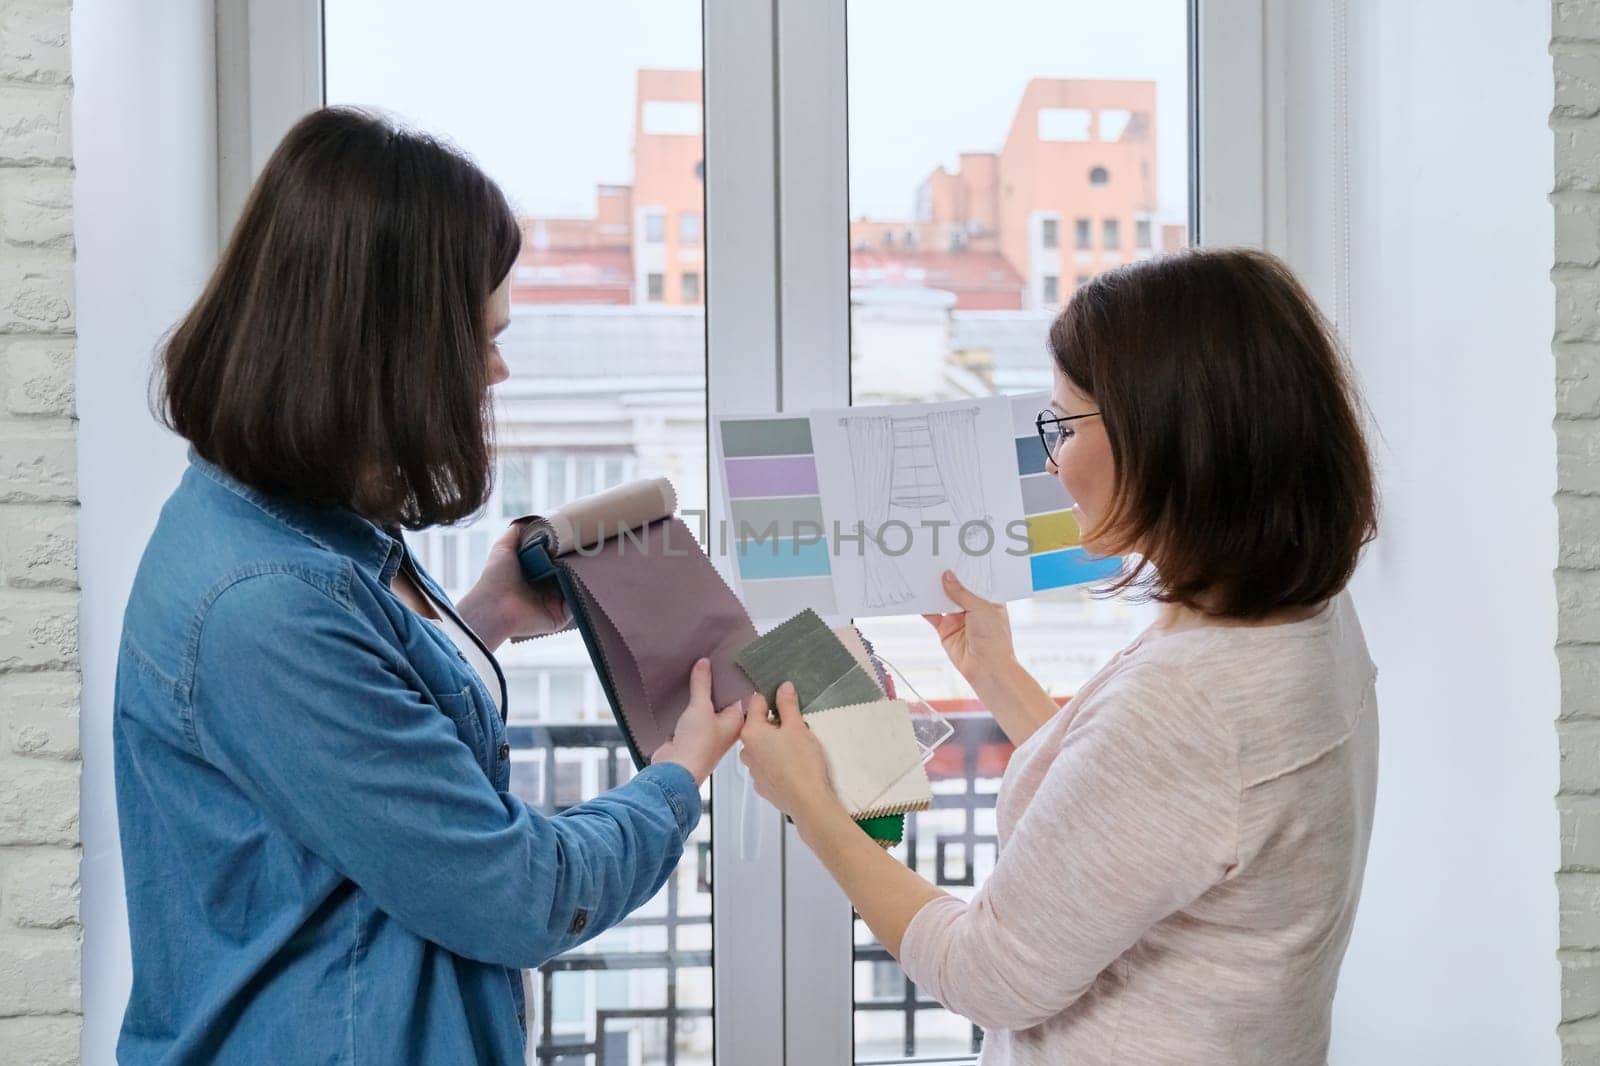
157;107;521;528
1050;246;1377;619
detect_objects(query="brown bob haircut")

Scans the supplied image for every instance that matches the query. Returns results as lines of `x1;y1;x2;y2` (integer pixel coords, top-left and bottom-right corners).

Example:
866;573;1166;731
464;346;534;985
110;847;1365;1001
158;106;521;528
1051;247;1376;619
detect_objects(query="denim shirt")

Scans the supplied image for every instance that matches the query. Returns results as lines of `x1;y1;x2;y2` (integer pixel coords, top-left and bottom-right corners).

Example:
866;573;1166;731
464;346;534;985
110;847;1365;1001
113;452;702;1065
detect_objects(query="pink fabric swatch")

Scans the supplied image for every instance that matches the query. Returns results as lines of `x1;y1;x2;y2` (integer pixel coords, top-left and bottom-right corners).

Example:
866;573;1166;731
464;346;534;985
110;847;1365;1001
559;516;757;757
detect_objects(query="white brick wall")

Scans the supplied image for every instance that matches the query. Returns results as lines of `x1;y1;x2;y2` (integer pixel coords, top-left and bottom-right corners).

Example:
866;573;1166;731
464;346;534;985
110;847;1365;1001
0;1;79;1063
1559;4;1600;1063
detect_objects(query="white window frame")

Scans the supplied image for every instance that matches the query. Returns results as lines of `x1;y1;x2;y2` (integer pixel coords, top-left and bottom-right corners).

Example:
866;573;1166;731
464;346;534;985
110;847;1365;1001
202;4;1270;1066
213;2;789;1064
772;2;1271;1063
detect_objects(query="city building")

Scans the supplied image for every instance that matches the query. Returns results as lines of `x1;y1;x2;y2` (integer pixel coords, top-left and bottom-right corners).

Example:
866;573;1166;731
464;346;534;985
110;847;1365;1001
851;77;1184;310
509;71;1180;312
512;71;705;307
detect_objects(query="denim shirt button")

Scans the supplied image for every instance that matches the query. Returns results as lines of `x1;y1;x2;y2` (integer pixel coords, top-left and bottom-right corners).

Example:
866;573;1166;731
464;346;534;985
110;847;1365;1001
497;742;510;763
568;909;589;935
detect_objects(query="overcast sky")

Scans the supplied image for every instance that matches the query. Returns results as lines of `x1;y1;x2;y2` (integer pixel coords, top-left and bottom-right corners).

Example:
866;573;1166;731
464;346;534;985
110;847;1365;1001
325;0;1190;222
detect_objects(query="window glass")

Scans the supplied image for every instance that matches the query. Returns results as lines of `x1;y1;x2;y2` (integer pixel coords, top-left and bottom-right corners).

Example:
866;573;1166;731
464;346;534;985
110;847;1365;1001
327;5;715;1060
845;1;1190;1057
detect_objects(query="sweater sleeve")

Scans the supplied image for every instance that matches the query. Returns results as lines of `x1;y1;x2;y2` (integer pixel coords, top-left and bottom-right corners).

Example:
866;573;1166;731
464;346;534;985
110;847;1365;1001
897;663;1240;1032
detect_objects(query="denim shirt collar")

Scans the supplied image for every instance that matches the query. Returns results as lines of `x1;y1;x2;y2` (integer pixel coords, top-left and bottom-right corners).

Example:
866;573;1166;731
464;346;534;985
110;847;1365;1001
185;447;406;584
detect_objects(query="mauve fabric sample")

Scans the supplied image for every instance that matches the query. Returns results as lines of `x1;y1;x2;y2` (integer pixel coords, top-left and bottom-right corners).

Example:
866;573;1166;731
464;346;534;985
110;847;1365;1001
835;625;891;696
560;516;757;758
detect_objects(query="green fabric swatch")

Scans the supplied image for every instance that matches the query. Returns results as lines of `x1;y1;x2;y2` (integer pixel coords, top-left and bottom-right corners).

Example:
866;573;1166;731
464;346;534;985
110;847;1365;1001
857;813;905;846
735;608;885;714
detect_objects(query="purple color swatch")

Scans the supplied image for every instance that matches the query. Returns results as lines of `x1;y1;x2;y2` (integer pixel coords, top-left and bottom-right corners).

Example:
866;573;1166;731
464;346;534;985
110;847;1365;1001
725;456;820;499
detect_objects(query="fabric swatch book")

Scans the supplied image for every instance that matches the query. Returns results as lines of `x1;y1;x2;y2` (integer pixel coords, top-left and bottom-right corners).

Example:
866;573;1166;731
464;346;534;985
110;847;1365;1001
514;477;757;769
735;609;933;835
512;482;937;845
714;391;1123;621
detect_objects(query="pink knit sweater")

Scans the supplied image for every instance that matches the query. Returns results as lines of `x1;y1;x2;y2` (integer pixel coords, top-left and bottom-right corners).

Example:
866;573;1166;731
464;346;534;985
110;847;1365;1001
898;593;1378;1065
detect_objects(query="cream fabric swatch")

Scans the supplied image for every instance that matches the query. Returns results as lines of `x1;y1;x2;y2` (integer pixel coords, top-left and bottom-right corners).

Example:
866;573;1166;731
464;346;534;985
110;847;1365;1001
806;699;932;819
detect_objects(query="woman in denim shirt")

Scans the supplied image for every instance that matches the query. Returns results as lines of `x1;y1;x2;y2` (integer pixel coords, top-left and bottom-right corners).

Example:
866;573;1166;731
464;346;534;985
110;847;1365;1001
113;107;746;1065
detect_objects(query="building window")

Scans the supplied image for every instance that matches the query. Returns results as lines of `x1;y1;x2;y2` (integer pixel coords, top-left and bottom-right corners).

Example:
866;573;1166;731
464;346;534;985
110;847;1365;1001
1098;108;1132;140
1074;218;1091;250
545;457;568;506
1102;218;1120;249
645;210;665;243
1089;165;1109;186
1042;275;1059;305
499;452;534;518
553;751;586;807
682;272;701;303
1040;217;1058;249
548;671;586;722
679;211;702;246
647;272;665;302
1038;107;1092;142
1136;219;1152;250
641;99;702;136
491;450;641;529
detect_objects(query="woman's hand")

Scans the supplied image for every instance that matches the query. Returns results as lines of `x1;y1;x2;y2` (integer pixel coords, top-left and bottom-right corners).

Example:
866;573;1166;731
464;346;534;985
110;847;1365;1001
652;658;747;785
922;569;1020;689
739;682;845;830
924;570;1062;748
457;521;572;650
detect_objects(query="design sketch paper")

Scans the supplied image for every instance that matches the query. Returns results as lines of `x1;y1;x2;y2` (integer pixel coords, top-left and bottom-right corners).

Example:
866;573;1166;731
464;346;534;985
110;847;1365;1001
717;393;1119;620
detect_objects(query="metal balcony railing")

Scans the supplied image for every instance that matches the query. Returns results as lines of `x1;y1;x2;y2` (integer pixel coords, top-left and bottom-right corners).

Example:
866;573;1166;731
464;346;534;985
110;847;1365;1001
508;710;1013;1066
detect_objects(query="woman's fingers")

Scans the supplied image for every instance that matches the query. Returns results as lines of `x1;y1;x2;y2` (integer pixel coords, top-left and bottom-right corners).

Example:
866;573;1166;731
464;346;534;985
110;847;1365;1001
741;692;772;741
774;681;802;727
495;519;531;551
940;569;996;611
715;698;746;748
688;657;712;709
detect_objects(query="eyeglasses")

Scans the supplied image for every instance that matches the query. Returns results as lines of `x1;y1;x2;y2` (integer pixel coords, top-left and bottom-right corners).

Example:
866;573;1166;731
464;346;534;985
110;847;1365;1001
1035;409;1101;462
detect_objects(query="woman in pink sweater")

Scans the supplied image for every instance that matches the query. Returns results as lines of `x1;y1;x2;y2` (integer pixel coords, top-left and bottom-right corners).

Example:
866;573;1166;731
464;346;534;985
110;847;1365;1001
741;247;1379;1065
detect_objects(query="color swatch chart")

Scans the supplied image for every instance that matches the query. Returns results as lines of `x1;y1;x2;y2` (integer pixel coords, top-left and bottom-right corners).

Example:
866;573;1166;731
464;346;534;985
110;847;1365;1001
718;417;839;620
716;393;1123;621
1007;394;1124;593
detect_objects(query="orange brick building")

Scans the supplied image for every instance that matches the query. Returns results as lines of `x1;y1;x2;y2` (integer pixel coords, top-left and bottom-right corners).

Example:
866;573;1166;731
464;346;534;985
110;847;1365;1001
851;78;1185;310
512;70;706;307
511;71;1181;310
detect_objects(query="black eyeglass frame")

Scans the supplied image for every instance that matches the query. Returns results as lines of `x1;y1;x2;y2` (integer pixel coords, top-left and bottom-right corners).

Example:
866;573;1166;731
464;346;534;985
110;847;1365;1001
1035;409;1101;462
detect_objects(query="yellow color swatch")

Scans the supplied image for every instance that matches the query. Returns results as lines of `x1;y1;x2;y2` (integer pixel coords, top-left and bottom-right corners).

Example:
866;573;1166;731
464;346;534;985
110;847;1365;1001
1026;509;1081;554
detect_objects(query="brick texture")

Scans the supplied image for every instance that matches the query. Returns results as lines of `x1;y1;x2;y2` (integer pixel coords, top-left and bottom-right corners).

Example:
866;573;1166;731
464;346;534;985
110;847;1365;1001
1558;8;1600;1062
0;2;79;1062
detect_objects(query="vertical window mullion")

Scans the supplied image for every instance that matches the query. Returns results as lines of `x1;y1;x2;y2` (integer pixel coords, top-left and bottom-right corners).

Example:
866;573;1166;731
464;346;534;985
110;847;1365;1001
703;1;786;1063
774;1;855;1063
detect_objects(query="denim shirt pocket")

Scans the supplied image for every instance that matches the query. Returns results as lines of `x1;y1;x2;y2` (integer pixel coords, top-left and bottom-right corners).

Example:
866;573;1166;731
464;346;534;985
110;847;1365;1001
435;686;489;772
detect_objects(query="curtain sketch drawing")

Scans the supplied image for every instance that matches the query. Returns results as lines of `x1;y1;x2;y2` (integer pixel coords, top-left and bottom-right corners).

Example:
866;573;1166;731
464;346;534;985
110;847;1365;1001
844;415;914;607
925;408;993;596
841;408;992;608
